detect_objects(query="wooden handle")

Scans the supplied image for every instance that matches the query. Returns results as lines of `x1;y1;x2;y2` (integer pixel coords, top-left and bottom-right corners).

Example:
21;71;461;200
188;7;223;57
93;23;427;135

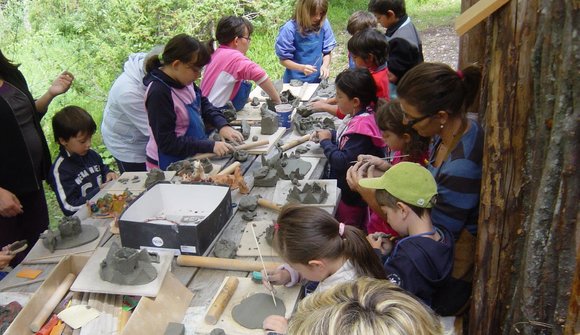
176;256;281;272
217;161;241;176
193;140;270;160
280;134;310;151
30;273;76;332
118;309;131;333
257;198;282;212
204;277;239;325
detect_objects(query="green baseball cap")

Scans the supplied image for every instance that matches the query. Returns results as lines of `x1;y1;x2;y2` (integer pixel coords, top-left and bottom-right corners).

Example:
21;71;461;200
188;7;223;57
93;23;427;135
358;162;437;208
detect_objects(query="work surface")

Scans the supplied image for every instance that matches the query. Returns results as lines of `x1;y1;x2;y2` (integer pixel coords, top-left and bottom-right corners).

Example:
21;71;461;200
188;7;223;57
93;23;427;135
0;109;335;334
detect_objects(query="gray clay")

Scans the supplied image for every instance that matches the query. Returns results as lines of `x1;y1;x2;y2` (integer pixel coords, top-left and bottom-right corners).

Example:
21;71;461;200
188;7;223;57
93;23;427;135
289;79;303;87
252;135;259;142
210;329;226;335
296;105;313;117
238;195;259;212
231;293;286;329
118;178;129;184
252;168;279;187
286;182;329;204
233;150;249;162
213;240;238;259
241;120;251;140
261;111;279;135
280;90;298;106
164;322;185;335
40;217;99;253
295;146;309;154
276;153;312;180
293;114;336;136
250;97;260;106
264;225;275;246
241;210;257;221
222;101;237;122
200;158;214;174
145;168;165;188
99;242;158;285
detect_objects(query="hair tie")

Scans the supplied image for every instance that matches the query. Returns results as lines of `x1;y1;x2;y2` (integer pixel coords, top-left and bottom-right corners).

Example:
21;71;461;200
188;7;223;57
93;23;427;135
456;70;464;79
274;223;280;231
338;222;345;237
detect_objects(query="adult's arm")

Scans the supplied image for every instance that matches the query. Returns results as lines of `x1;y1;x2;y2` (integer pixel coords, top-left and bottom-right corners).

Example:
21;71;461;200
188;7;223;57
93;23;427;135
35;71;74;114
0;187;23;217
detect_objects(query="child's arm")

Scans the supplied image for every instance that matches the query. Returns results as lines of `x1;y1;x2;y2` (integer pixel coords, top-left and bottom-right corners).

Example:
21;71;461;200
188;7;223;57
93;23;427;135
257;78;282;105
263;315;288;334
320;133;376;176
275;22;317;76
0;187;23;217
198;90;245;144
50;163;99;216
319;19;337;79
308;99;338;116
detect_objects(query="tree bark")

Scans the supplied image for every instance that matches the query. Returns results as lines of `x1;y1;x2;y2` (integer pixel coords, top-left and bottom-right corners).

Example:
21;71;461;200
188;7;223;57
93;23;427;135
468;0;579;334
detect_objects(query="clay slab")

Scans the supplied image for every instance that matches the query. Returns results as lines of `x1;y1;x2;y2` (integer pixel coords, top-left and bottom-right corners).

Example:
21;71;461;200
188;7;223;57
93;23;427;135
197;277;301;335
272;179;337;207
281;156;320;181
245;127;286;155
70;246;173;297
249;83;319;102
108;171;176;193
236;221;278;257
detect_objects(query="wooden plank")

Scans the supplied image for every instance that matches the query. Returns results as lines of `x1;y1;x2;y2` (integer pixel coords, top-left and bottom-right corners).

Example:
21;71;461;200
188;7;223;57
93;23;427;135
455;0;510;36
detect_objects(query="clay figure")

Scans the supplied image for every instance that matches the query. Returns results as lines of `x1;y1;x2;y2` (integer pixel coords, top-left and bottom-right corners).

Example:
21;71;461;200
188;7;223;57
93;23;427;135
276;153;312;180
222;101;237;122
252;135;259;142
250;97;260;106
231;293;286;329
238;195;259;212
296;105;314;117
213;240;238;259
260;109;279;135
264;225;275;246
289;79;304;87
286;182;329;204
241;211;257;221
145;168;165;189
252;167;278;187
40;216;100;253
99;242;158;285
200;158;214;174
233;150;249;162
293;114;336;136
241;120;251;140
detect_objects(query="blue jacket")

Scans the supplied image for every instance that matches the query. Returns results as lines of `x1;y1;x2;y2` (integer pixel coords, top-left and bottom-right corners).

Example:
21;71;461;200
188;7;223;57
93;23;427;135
49;147;111;216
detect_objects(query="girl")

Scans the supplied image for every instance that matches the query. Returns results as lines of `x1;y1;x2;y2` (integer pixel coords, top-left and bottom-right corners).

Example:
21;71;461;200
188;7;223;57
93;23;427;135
263;206;386;333
143;34;244;170
348;100;430;235
310;28;389;117
312;68;386;228
275;0;336;83
201;16;281;111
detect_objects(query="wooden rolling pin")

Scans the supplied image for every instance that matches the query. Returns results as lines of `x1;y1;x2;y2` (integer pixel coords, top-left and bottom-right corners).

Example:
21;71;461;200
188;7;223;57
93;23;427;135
193;139;269;160
257;198;282;212
280;134;310;152
204;277;239;325
30;273;76;332
176;256;281;272
216;161;241;176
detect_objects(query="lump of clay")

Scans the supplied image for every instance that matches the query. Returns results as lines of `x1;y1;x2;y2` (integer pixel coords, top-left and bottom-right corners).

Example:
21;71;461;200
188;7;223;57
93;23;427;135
264;224;275;246
241;210;257;221
238;195;259;212
250;97;260;106
312;78;335;99
213;240;238;259
296;105;313;117
99;242;158;285
200;158;213;174
289;79;303;87
145;168;165;189
241;120;251;140
293;114;336;136
287;182;329;204
209;329;226;335
231;293;286;329
233;150;249;162
276;153;312;180
260;108;279;135
280;90;299;107
252;166;278;187
40;216;99;253
222;101;237;122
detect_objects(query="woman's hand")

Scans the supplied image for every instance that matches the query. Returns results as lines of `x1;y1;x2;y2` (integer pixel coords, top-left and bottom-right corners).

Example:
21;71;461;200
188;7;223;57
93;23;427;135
0;188;23;217
219;126;244;144
263;315;288;334
48;71;74;97
213;141;234;157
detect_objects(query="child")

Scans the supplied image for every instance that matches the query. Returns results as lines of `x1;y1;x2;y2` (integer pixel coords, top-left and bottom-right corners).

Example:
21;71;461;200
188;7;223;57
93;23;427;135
201;16;281;111
275;0;337;83
309;28;390;118
346;11;378;68
312;68;386;228
359;162;469;315
286;278;444;335
350;100;430;235
49;106;118;216
368;0;424;60
262;206;386;333
143;34;244;170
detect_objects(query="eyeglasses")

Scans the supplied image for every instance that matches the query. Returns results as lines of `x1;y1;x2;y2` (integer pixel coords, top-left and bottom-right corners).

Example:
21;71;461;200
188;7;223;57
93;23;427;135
239;36;252;42
403;113;432;127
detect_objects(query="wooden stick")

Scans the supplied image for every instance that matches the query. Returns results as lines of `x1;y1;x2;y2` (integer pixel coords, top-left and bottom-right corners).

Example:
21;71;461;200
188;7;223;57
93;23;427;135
217;161;241;176
0;277;46;291
280;134;310;152
204;277;239;325
192;139;269;160
176;255;281;272
30;273;76;332
250;224;277;307
257;198;282;212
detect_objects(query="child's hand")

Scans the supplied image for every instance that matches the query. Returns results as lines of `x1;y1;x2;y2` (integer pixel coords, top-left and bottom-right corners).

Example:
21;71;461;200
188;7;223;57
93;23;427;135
263;315;288;334
219;126;244;144
105;172;118;183
307;99;329;112
316;129;332;141
309;131;319;143
213;141;234;157
367;233;394;255
302;64;316;76
319;65;330;80
263;268;291;286
0;187;23;217
357;155;390;171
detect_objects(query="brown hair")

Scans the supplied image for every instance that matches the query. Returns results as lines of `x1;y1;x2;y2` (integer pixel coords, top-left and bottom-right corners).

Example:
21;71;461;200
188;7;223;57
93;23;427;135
375;100;429;162
375;189;433;218
144;34;214;73
346;11;377;35
293;0;329;34
396;62;482;118
52;106;96;142
215;16;254;45
274;205;386;280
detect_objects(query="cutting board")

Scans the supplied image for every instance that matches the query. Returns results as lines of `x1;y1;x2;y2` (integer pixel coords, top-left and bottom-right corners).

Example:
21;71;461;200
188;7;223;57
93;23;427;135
70;246;173;297
249;83;319;102
245;127;286;155
196;277;301;335
236;220;278;257
107;171;176;193
272;179;337;207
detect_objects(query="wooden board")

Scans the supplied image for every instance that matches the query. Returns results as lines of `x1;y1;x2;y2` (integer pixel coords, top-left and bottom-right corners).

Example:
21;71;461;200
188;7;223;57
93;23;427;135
108;171;177;193
70;247;173;297
196;276;301;335
245;127;286;155
22;226;108;264
272;179;337;207
249;83;319;102
236;220;278;257
236;104;262;121
455;0;510;35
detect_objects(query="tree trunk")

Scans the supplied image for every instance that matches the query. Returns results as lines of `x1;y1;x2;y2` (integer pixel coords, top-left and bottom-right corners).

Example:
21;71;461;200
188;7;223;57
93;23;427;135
468;0;579;334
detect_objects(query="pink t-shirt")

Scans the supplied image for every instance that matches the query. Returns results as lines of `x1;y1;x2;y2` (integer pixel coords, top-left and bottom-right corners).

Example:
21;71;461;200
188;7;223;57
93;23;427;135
200;45;268;108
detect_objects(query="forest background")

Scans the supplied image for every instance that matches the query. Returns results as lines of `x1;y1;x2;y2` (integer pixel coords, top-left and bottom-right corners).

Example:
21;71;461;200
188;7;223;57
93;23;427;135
0;0;459;225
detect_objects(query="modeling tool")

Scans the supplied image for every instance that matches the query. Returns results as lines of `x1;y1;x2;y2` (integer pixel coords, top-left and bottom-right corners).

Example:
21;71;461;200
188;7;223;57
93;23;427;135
250;224;277;307
192;139;269;160
257;198;282;212
205;276;239;325
30;273;76;332
349;154;410;164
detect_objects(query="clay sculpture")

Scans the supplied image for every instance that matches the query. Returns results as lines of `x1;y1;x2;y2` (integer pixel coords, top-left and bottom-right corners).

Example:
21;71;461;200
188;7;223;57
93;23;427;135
145;168;165;189
293;114;335;136
233;150;249;162
231;293;286;329
275;153;312;180
40;216;99;253
200;158;214;174
88;191;134;218
99;242;158;285
286;182;329;204
260;106;279;135
222;101;237;122
213;240;238;259
240;120;251;140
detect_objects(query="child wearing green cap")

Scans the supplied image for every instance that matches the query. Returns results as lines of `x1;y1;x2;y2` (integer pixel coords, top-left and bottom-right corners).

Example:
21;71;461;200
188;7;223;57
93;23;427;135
359;162;469;315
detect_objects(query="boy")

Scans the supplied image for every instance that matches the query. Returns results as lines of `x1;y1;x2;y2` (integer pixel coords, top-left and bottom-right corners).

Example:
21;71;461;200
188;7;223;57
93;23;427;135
359;162;469;315
346;11;378;69
49;106;117;216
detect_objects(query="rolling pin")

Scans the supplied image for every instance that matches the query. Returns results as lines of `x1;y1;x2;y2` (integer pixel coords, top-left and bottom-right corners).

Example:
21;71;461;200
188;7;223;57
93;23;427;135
30;273;76;332
257;198;282;212
193;139;269;160
176;256;281;272
280;134;310;152
217;161;241;176
204;277;239;325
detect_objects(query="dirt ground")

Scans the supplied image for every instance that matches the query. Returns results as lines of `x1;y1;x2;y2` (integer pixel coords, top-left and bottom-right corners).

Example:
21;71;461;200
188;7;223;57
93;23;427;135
421;25;459;67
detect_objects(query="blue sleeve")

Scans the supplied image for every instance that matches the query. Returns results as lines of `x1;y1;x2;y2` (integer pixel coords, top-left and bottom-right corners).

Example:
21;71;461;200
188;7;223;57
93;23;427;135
275;21;296;60
197;85;229;130
384;252;434;306
50;160;90;216
320;133;376;177
321;19;337;54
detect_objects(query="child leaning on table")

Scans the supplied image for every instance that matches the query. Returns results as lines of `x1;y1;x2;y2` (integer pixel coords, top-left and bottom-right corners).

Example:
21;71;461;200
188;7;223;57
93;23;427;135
262;205;386;333
48;106;118;216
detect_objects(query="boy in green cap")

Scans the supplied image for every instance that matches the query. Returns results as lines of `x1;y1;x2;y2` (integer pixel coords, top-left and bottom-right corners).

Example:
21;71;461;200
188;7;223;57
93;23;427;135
359;162;469;315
